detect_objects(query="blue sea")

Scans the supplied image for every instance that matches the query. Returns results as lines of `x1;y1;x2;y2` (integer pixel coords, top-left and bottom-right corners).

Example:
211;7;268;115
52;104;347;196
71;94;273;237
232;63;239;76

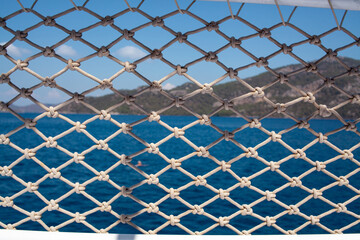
0;113;359;234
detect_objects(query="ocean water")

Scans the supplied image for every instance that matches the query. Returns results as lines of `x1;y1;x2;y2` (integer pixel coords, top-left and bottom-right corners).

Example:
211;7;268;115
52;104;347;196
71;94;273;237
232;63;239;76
0;113;359;234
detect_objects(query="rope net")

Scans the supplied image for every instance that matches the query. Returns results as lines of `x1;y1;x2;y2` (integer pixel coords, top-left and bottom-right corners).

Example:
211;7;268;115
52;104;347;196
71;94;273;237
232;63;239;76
0;0;360;235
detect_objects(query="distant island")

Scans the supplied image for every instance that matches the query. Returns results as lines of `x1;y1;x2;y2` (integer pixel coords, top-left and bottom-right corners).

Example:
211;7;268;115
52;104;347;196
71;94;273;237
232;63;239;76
6;57;360;119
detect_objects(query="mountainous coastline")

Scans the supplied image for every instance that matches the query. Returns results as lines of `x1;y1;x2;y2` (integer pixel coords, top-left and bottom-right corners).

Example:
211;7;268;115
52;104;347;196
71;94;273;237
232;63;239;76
6;57;360;119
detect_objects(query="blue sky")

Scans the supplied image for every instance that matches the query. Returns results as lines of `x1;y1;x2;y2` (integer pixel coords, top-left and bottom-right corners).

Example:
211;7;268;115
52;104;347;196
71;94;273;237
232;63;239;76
0;0;359;106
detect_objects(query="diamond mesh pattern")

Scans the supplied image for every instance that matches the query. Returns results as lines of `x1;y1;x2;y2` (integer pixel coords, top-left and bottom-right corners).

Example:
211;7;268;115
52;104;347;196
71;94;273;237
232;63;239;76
0;0;360;235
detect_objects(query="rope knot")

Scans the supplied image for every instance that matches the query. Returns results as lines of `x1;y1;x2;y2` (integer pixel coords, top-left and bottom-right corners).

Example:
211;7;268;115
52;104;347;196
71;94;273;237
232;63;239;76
67;59;80;70
282;44;292;54
176;32;187;43
336;203;347;213
278;73;288;84
223;130;234;141
70;30;82;41
120;123;132;134
290;177;302;187
0;45;7;55
288;205;299;215
101;16;114;26
15;30;28;40
298;120;309;129
318;133;327;143
245;147;258;158
324;78;334;87
74;182;85;193
259;28;271;38
20;88;32;98
122;29;134;40
100;79;112;89
99;110;111;120
312;188;322;199
338;176;349;186
342;150;353;160
97;140;108;150
174;97;184;108
73;92;84;103
275;103;286;113
74;212;86;223
169;215;180;226
30;211;41;221
97;46;110;57
303;92;315;103
201;83;213;94
249;119;261;128
306;63;317;72
27;182;38;192
197;146;209;157
230;37;241;48
206;21;219;31
1;197;13;207
0;166;13;177
318;104;331;117
100;202;112;212
265;190;276;201
121;186;132;197
120;154;131;165
24;148;35;159
253;87;264;97
294;149;306;159
147;174;159;184
148;111;160;122
199;114;211;125
119;214;131;224
315;161;326;171
227;69;238;81
351;95;360;104
75;121;86;132
24;119;36;129
309;35;321;45
205;52;218;62
334;230;342;234
44;77;56;88
124;95;135;105
265;216;276;226
16;60;28;70
270;131;281;142
150;49;162;59
239;177;251;188
269;161;280;171
152;16;164;27
44;17;56;26
151;81;162;92
195;175;207;186
218;189;230;199
147;203;159;213
73;152;84;163
6;224;15;230
192;205;204;215
241;204;253;215
309;215;319;225
46;137;58;148
0;18;6;27
218;216;229;227
345;122;357;132
0;134;10;145
256;57;268;67
48;200;59;211
98;171;109;181
169;188;179;199
0;74;10;84
223;99;234;110
173;127;184;138
43;46;55;57
176;65;187;75
124;61;136;72
327;49;337;59
170;158;181;169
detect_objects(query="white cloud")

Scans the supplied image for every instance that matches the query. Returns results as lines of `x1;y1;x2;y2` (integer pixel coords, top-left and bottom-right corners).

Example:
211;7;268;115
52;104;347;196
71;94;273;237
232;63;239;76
163;83;176;90
116;46;146;59
1;42;31;57
56;45;77;57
